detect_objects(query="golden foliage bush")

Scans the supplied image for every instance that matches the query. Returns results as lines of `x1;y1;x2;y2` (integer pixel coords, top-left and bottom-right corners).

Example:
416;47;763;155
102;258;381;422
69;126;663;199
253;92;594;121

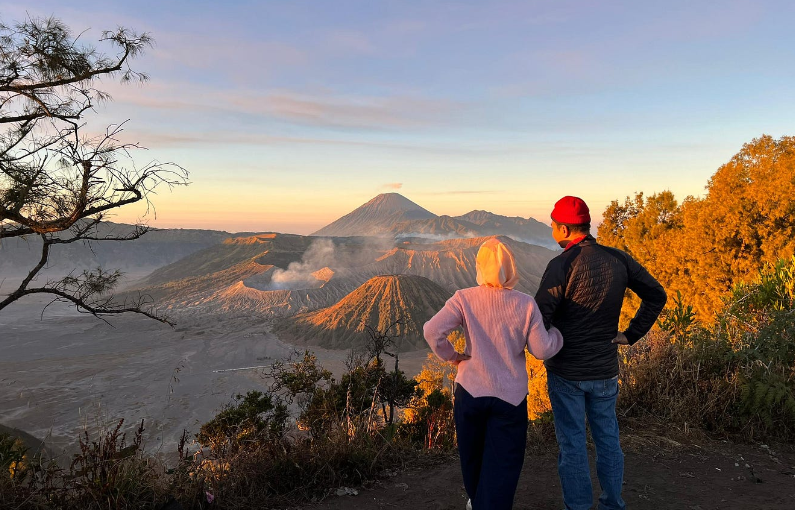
596;136;795;440
525;353;552;421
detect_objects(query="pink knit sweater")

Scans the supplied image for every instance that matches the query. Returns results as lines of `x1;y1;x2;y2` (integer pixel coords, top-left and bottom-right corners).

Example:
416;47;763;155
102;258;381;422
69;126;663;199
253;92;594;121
423;286;563;406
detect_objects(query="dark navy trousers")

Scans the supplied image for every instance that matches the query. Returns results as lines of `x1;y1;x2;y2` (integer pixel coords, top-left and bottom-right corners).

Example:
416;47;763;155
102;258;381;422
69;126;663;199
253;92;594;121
454;384;528;510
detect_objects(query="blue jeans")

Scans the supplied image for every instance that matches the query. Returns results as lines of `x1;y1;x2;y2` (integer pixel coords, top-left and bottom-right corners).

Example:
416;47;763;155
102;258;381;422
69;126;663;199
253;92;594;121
547;371;626;510
454;384;527;510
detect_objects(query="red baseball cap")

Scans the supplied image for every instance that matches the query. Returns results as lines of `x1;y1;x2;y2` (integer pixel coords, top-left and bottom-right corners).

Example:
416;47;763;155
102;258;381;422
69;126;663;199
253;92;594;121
551;196;591;224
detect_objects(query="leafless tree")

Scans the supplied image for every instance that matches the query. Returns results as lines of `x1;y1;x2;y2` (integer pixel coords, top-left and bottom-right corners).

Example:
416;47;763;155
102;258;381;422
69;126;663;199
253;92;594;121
0;15;188;324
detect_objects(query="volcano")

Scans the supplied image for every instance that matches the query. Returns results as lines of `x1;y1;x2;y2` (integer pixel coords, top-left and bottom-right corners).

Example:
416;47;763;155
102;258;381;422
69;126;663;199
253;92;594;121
273;274;451;351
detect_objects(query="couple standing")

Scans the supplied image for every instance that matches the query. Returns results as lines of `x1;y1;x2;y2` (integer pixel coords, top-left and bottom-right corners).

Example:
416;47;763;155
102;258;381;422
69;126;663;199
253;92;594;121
424;196;667;510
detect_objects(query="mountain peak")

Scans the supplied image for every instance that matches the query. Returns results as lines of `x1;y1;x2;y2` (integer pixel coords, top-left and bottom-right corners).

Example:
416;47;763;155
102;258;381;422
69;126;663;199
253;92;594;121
361;193;431;214
312;193;436;237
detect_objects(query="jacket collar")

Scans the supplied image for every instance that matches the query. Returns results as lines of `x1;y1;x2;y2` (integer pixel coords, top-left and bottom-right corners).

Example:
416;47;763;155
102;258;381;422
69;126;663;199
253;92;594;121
563;234;595;251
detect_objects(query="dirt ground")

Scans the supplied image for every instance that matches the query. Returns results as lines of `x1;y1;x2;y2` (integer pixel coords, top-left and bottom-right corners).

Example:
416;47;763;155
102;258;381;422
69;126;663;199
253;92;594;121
302;428;795;510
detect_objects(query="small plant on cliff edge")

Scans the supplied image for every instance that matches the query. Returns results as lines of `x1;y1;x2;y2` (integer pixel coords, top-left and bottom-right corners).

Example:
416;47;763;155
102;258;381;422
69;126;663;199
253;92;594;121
364;320;421;428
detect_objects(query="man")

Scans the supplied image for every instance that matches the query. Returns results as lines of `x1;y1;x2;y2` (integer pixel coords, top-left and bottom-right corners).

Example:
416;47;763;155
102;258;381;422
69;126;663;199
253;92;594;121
535;196;667;510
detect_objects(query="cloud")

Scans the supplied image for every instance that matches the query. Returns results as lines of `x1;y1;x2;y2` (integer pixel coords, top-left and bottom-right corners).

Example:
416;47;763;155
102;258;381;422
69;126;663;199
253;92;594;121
234;91;459;129
421;190;501;195
325;30;377;55
119;127;510;158
151;32;309;75
382;183;403;190
109;82;461;130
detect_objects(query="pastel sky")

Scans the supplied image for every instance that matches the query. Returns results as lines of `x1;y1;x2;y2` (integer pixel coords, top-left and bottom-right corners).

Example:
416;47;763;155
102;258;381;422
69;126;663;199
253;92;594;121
4;1;794;234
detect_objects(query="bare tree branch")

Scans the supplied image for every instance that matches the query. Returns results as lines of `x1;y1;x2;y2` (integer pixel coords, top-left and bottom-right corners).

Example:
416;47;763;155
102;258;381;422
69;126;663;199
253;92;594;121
7;286;173;325
0;15;187;325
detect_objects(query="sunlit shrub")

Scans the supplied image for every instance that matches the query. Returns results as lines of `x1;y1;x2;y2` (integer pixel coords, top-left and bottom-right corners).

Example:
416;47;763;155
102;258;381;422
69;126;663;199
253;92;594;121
526;353;551;421
618;328;740;434
401;388;456;449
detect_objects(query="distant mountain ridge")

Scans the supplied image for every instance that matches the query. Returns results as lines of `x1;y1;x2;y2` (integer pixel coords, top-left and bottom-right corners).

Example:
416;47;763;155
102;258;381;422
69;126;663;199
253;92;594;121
389;215;480;237
454;210;551;245
312;193;555;248
1;196;559;355
0;221;233;278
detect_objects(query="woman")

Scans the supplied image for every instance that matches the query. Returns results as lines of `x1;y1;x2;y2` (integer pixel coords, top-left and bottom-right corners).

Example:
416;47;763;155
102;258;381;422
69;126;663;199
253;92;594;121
423;238;563;510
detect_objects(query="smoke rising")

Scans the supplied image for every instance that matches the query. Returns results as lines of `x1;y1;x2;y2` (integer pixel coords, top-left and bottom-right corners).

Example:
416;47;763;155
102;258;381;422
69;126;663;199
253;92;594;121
262;236;400;291
266;239;337;290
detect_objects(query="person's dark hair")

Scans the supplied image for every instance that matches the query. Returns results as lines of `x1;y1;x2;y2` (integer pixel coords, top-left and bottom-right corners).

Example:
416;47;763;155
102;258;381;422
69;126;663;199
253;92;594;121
558;222;591;235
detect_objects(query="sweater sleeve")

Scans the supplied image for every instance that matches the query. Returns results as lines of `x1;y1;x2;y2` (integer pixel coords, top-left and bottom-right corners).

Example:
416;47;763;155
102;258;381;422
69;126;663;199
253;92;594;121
423;292;464;363
526;304;564;360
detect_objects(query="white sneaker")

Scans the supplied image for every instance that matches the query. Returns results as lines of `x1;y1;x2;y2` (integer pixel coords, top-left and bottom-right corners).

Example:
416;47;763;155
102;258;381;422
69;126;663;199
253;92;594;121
466;499;472;510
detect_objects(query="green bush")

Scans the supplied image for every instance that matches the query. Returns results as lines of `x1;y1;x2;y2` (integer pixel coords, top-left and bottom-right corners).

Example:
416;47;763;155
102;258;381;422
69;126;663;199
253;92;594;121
197;390;289;456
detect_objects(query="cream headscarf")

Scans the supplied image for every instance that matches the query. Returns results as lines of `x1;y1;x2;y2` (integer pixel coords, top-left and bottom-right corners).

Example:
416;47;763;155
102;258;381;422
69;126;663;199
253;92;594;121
475;238;519;289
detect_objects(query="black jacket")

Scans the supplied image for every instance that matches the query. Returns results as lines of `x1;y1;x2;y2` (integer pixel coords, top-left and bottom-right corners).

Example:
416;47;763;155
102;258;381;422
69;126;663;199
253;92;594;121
535;235;667;380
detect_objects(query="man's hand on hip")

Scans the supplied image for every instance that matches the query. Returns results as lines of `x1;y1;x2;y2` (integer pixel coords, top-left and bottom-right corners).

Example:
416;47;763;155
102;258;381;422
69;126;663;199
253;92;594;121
612;332;629;345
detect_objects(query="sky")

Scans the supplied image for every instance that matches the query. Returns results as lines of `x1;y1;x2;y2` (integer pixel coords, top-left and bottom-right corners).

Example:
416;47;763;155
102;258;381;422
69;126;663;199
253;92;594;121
3;1;795;234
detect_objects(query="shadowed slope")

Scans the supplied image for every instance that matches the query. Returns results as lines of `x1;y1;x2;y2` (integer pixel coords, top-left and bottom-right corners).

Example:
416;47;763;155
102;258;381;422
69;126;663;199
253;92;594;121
136;233;313;287
118;234;316;311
